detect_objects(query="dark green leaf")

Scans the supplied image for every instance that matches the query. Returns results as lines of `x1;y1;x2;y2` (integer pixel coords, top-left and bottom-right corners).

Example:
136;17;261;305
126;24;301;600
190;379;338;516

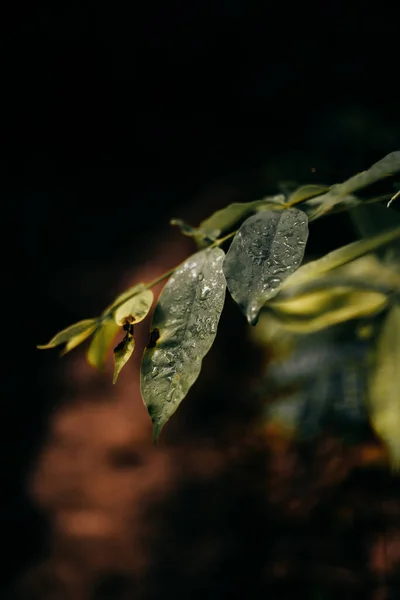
368;304;400;471
141;247;226;442
223;209;309;325
196;195;285;247
37;319;97;353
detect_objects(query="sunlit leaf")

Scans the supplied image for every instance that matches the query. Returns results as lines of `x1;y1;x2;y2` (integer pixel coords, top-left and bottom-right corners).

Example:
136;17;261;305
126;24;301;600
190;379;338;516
37;319;97;352
196;195;285;247
87;318;121;370
114;289;154;326
223;209;309;325
104;283;146;313
269;287;388;333
141;247;226;442
368;304;400;471
280;226;400;292
308;151;400;219
287;184;329;206
113;328;135;384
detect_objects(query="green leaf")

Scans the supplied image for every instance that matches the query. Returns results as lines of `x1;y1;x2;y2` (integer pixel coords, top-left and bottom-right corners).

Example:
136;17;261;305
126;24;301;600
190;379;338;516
196;195;285;247
280;226;400;292
223;209;309;325
308;151;400;219
114;289;154;325
87;318;121;370
287;184;329;206
368;304;400;471
269;286;388;333
140;247;226;442
113;328;135;384
170;218;211;242
104;283;146;313
37;319;97;353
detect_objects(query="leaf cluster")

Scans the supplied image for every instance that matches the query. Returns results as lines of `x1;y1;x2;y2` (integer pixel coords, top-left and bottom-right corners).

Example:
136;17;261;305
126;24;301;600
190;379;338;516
38;152;400;462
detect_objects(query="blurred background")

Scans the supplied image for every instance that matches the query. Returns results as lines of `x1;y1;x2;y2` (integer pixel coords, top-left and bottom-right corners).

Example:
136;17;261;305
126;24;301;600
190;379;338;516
3;1;400;599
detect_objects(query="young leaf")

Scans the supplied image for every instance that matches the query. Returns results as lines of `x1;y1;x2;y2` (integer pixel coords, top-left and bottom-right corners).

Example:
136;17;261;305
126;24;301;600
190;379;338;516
113;328;135;384
87;318;121;370
37;319;97;353
309;151;400;219
269;287;388;333
280;225;400;292
114;289;154;326
368;304;400;471
104;283;146;313
196;195;285;247
140;247;226;442
223;209;309;325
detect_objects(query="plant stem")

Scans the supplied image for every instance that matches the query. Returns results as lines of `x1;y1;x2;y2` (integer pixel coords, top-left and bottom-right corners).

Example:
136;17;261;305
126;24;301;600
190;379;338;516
106;230;238;317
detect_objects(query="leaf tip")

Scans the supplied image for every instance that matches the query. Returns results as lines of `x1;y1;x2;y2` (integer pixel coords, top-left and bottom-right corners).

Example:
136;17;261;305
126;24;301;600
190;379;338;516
246;304;260;326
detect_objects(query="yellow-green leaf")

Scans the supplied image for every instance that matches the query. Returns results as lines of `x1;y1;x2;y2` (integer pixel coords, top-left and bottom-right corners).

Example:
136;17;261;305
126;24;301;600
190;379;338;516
287;184;329;206
280;226;400;292
113;331;135;384
368;304;400;471
104;283;146;314
87;318;121;370
170;219;207;240
114;289;154;326
269;287;388;333
309;152;400;219
37;319;97;352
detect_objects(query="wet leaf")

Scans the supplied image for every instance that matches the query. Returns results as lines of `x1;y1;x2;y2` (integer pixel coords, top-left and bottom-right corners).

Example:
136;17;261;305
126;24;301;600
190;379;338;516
309;151;400;218
114;289;153;326
141;247;226;442
87;318;121;370
223;209;309;325
368;304;400;471
280;225;400;292
269;287;388;333
113;328;135;384
196;195;285;247
37;319;97;353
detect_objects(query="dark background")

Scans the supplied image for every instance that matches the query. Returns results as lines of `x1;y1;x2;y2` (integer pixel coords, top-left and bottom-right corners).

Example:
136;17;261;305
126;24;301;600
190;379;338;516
3;1;400;596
